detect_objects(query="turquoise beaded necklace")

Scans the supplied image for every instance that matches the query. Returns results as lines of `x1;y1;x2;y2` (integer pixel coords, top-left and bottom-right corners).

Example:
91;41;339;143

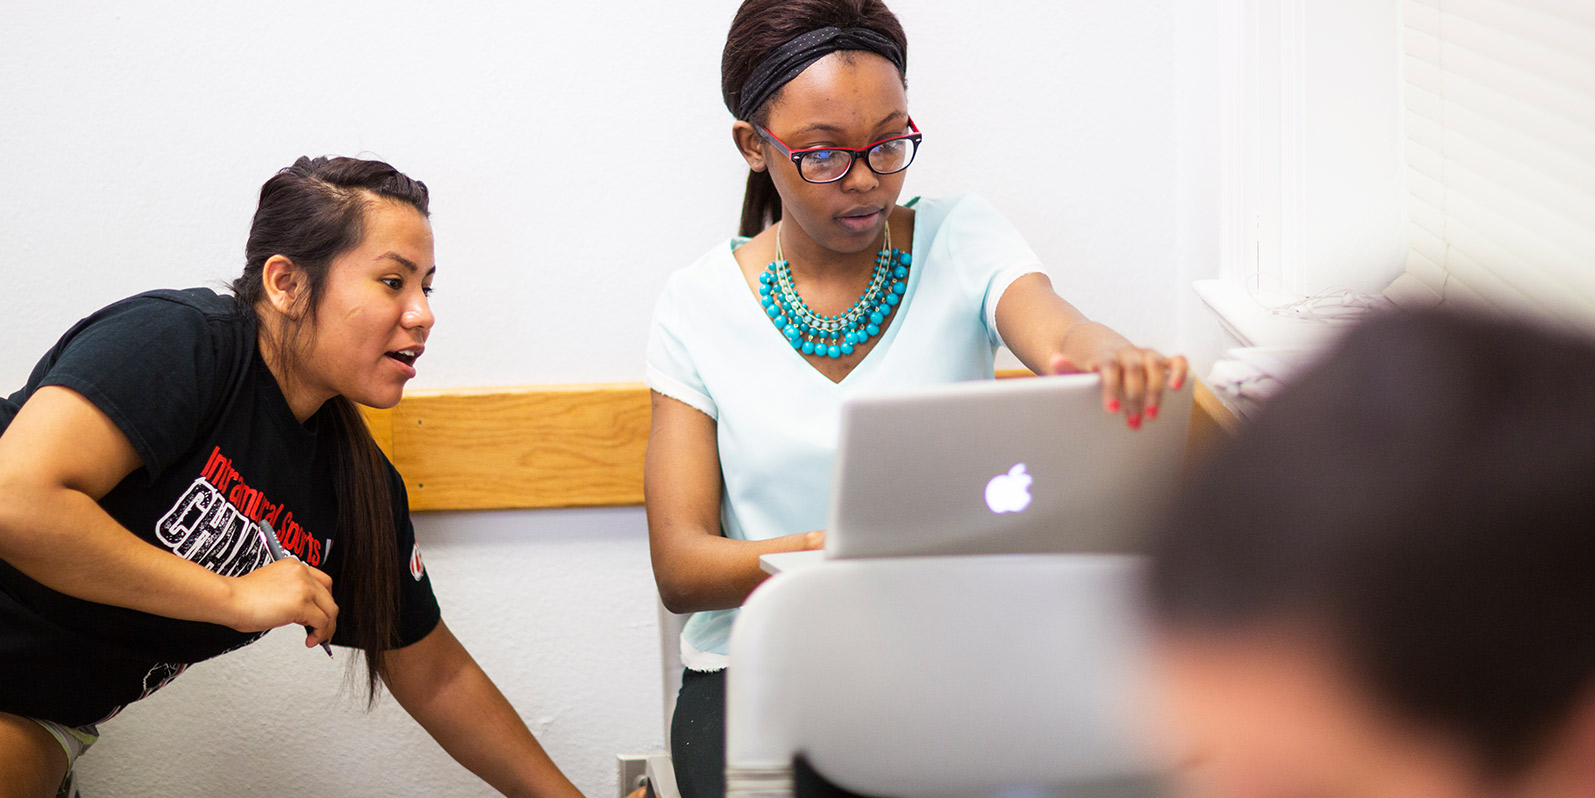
758;221;911;359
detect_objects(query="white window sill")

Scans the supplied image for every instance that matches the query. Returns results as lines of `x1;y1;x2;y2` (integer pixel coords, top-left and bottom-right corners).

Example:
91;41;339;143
1194;279;1366;422
1193;279;1351;349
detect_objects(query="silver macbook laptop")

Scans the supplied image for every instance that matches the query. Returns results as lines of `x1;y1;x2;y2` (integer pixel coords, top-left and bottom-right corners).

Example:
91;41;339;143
825;375;1193;559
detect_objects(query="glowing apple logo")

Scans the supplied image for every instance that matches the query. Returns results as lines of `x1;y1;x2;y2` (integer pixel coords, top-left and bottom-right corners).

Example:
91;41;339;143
984;463;1034;514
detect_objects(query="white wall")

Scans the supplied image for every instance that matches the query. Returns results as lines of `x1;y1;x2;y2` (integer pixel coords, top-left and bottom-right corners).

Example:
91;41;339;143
1;1;1183;795
1173;0;1237;375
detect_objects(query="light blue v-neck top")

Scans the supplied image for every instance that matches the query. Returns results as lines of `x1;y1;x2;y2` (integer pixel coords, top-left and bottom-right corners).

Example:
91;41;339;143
645;193;1044;670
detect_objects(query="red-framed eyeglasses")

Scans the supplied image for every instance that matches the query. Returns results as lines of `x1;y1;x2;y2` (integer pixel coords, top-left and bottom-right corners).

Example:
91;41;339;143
756;117;924;184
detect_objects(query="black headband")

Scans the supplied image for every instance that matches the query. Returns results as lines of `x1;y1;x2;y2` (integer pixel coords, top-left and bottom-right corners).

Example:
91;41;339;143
729;26;906;120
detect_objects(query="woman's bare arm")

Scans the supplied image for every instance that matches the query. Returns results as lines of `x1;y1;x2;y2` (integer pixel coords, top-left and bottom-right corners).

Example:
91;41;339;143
644;391;820;614
995;273;1189;425
0;385;339;643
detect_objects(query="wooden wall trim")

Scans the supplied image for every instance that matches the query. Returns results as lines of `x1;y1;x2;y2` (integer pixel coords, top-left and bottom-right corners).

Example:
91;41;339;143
362;383;650;512
1188;381;1237;465
362;378;1237;513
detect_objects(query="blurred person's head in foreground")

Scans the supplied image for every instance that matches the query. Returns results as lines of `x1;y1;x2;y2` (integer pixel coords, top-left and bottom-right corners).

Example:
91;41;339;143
1147;309;1595;798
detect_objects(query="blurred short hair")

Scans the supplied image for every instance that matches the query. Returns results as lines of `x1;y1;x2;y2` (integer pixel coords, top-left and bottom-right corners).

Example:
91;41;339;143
1148;309;1595;776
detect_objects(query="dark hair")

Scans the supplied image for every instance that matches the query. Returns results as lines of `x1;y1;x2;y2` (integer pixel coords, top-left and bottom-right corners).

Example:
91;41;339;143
232;156;430;705
722;0;908;237
1147;309;1595;778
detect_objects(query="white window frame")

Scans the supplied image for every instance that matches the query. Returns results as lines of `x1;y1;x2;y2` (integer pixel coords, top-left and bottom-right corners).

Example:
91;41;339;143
1197;0;1325;347
1221;0;1307;294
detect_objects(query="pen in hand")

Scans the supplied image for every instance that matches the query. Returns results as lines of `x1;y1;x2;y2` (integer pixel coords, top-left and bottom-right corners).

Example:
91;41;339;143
258;519;335;658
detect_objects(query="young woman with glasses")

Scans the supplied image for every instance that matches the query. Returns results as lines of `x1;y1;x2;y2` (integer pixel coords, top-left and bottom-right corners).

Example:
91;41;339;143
643;2;1189;796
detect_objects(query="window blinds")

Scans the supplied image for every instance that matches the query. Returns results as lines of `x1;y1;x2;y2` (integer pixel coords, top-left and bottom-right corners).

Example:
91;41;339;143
1389;0;1595;327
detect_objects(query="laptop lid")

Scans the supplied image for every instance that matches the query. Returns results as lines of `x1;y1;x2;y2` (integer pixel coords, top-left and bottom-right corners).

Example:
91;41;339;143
825;375;1192;559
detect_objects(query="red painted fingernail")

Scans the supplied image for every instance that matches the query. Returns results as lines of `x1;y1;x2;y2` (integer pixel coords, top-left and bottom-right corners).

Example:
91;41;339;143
1128;413;1143;430
1147;406;1159;420
1107;399;1121;413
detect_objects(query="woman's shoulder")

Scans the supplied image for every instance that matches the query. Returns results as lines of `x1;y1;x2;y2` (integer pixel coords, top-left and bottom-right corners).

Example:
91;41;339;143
99;286;238;315
909;193;1037;271
127;286;238;315
87;287;246;337
905;193;1000;234
655;237;744;309
48;287;248;361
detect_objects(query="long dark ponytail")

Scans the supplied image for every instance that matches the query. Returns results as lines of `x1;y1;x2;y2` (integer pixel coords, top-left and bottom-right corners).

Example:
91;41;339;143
233;156;430;705
721;0;908;238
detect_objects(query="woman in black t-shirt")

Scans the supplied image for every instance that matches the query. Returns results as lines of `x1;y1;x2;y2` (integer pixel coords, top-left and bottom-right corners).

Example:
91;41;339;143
0;157;585;798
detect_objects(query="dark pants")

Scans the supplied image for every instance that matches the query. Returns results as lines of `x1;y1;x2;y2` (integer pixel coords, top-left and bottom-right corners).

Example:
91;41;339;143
669;668;874;798
671;667;726;798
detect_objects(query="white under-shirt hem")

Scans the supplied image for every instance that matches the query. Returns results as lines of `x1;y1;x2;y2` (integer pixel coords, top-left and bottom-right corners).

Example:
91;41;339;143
679;634;729;673
986;265;1046;349
646;365;719;420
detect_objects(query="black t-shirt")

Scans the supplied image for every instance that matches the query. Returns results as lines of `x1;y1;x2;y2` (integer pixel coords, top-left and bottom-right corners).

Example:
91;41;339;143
0;288;441;727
